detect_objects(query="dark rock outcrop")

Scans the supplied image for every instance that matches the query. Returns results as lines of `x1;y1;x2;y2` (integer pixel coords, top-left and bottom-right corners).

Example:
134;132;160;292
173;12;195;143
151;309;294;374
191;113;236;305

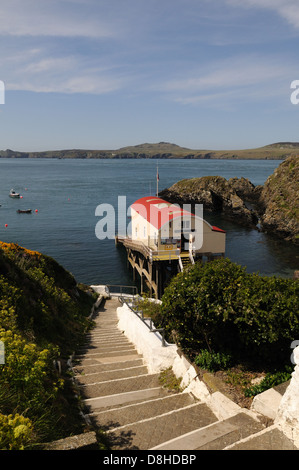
159;175;259;227
228;177;262;204
159;156;299;245
258;155;299;245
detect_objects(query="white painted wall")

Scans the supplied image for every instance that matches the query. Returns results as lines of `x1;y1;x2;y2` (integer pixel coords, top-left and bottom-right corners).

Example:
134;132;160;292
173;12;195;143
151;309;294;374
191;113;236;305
275;346;299;447
116;302;241;420
117;303;177;373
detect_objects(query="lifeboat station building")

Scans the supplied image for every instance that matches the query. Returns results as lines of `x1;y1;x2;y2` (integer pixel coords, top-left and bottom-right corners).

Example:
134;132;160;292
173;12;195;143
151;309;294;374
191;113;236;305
116;196;226;298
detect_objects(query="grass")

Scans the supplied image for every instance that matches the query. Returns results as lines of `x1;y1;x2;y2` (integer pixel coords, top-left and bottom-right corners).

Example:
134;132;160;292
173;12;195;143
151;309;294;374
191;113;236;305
159;368;183;393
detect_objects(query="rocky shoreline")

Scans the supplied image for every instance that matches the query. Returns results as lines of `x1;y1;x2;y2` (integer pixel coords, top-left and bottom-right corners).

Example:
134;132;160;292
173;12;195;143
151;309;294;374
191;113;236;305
159;155;299;246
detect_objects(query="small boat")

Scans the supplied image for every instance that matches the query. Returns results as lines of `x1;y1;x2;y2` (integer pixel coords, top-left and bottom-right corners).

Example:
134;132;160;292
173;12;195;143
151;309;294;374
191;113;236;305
17;209;32;214
9;189;20;198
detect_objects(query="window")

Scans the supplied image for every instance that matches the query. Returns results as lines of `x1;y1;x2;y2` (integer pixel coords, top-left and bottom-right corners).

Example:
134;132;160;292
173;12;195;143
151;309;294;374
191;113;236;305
181;220;190;229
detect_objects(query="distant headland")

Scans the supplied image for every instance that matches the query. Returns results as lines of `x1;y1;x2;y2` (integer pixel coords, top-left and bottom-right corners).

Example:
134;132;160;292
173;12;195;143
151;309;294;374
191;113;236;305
1;142;299;160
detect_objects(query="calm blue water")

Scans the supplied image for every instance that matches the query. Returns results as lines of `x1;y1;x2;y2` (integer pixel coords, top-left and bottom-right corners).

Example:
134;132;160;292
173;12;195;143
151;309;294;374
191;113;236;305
0;158;298;287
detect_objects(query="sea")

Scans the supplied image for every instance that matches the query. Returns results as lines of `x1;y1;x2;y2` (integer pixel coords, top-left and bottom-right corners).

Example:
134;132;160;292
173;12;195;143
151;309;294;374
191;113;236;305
0;158;298;289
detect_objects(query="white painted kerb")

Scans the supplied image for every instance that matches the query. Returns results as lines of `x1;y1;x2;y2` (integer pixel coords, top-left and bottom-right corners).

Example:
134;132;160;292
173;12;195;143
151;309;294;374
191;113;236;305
117;303;177;374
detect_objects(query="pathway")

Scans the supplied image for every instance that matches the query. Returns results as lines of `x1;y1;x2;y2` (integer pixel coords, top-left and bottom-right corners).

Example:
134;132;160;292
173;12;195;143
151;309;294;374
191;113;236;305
72;297;298;450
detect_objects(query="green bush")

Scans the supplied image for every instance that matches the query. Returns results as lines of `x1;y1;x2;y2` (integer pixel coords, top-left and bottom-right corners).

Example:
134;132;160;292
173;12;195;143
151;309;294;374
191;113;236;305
0;413;33;450
244;367;293;397
160;258;299;368
0;242;95;448
194;349;233;372
0;329;62;410
135;296;162;325
160;258;248;354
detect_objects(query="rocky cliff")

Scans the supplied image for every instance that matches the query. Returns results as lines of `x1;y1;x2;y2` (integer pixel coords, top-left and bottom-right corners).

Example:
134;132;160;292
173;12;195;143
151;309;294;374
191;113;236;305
159;175;259;227
159;156;299;244
258;155;299;245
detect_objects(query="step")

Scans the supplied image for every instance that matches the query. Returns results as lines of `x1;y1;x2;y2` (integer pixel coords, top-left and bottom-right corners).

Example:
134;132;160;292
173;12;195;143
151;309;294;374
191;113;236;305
79;373;161;399
79;354;143;367
151;412;265;451
89;392;199;431
84;387;165;411
85;337;129;345
74;350;141;364
87;329;124;336
81;335;132;343
107;402;218;450
224;425;298;450
75;351;138;363
92;324;119;330
77;344;137;355
73;358;144;375
75;365;148;384
75;354;143;368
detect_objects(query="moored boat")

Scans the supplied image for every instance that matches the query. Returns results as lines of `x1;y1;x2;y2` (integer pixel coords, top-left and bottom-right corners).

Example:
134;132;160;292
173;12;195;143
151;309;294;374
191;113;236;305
17;209;32;213
9;189;20;198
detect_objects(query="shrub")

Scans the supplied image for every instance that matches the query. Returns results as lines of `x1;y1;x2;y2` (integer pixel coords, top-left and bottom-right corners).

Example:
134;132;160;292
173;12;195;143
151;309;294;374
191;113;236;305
194;349;233;372
0;242;95;447
0;328;62;410
160;258;299;368
135;296;162;325
244;367;293;397
0;413;33;450
160;258;248;355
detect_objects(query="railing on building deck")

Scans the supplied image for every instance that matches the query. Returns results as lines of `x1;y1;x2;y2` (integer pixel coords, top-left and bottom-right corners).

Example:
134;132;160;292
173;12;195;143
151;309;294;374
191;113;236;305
116;235;180;262
118;295;166;347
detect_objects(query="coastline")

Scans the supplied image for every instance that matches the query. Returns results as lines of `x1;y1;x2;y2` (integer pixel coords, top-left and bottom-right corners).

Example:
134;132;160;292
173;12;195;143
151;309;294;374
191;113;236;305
0;142;297;160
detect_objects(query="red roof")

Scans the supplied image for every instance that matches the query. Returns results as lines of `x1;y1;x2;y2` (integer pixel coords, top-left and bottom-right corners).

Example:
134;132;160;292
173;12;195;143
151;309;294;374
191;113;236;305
131;196;226;233
212;226;226;233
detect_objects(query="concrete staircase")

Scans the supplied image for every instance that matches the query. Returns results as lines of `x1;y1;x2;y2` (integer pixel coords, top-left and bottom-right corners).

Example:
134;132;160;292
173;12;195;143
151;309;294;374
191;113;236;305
71;298;298;451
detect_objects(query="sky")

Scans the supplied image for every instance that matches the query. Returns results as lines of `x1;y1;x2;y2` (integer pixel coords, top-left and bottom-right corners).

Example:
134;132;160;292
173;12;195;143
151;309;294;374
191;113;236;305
1;0;299;151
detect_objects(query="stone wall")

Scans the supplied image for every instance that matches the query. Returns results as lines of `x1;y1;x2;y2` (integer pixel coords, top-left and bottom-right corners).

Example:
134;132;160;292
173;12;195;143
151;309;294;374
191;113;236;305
117;302;246;421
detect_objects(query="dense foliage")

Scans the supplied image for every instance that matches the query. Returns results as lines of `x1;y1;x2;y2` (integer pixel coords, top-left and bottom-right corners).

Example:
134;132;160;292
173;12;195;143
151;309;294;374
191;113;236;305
0;242;95;449
159;258;299;369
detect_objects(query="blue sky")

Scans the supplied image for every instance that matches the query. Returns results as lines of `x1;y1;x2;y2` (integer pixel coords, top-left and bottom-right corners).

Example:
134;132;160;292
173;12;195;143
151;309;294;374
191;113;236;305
1;0;299;151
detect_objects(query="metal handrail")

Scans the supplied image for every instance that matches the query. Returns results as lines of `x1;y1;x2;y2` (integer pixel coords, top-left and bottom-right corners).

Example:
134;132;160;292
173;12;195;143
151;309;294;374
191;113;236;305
119;295;166;347
107;284;138;296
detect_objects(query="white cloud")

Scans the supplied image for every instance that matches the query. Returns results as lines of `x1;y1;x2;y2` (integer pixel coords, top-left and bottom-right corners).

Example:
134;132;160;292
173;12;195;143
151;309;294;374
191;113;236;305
227;0;299;29
1;42;129;95
162;55;287;91
158;54;294;107
0;0;120;38
8;76;125;95
6;61;128;95
24;57;76;74
62;75;126;95
1;0;298;101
